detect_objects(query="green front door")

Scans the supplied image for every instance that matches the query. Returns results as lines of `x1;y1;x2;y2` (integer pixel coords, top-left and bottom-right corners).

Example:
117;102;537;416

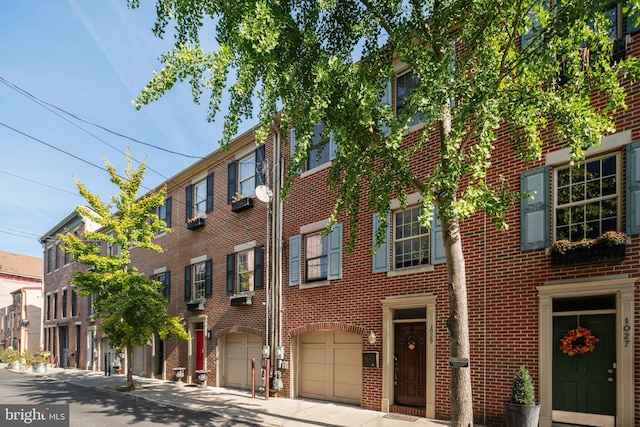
552;314;615;416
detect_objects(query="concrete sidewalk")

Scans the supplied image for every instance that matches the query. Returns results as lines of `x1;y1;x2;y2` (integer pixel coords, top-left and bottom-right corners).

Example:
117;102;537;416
3;363;449;427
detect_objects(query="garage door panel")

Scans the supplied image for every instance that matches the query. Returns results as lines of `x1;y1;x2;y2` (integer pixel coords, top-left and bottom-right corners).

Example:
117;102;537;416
299;331;361;405
225;333;263;390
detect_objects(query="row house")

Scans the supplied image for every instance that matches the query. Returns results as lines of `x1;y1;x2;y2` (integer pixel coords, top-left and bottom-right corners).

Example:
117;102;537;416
2;287;42;354
129;125;275;386
0;251;42;351
45;11;640;427
39;208;106;370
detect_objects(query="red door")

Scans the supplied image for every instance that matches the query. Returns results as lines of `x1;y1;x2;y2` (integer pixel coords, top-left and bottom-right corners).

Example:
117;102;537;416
195;329;204;371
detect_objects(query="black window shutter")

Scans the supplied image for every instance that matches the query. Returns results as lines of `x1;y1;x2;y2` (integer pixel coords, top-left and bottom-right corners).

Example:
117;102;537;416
206;173;214;213
205;260;212;298
184;265;191;301
226;253;235;294
255;145;266;186
165;197;172;228
254;245;264;290
164;271;171;301
185;185;193;221
227;161;237;204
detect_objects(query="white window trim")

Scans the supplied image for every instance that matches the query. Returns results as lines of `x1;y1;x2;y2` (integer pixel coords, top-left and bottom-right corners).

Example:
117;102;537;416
545;130;630;166
234;240;257;253
297;218;334;288
153;266;167;275
552;151;621;242
190;255;207;264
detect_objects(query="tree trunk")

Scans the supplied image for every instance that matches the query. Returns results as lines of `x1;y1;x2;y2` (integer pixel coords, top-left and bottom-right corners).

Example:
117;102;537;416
126;345;134;391
443;216;473;427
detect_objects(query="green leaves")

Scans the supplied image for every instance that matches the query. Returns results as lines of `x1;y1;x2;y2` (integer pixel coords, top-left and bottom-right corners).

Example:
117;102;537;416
59;149;187;386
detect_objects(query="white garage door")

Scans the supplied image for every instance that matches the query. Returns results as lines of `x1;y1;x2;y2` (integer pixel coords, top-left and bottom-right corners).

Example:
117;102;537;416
299;330;362;405
224;333;263;389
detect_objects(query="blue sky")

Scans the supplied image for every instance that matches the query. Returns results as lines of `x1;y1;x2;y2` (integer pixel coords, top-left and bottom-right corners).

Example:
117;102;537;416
1;1;252;259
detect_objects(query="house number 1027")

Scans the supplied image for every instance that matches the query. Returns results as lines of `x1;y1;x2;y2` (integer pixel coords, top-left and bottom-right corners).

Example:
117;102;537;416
623;317;630;348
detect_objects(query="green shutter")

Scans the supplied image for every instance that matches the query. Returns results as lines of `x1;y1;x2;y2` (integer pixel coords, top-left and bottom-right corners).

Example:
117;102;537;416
184;265;191;301
372;212;390;273
205;259;212;298
206;173;214;213
328;224;342;280
254;245;264;290
185;184;193;221
289;235;301;285
227;161;237;204
626;142;640;235
431;205;446;264
521;166;550;250
164;271;171;301
165;197;172;229
226;253;235;294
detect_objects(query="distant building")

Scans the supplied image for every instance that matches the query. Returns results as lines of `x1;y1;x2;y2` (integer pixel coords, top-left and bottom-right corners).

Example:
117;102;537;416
0;251;42;351
39;207;102;369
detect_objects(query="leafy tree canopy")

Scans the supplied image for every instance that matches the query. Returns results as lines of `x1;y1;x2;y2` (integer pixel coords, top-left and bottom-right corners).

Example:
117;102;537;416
127;0;640;423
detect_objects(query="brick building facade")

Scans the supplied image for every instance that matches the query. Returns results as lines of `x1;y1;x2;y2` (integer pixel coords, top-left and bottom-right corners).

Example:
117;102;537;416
40;208;105;371
43;21;640;427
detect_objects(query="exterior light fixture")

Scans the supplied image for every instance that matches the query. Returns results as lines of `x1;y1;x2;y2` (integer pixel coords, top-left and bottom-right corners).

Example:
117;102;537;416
368;331;376;344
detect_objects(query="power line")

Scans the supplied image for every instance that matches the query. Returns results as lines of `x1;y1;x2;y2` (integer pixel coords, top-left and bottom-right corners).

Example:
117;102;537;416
0;227;40;240
0;169;83;198
0;122;108;173
0;75;205;160
0;122;155;192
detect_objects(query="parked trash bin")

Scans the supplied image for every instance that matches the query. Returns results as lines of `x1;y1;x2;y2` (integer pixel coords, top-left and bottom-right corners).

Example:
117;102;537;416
61;348;69;369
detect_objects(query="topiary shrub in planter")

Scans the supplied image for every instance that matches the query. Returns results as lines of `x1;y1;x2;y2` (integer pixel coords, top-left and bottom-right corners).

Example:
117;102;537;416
504;366;540;427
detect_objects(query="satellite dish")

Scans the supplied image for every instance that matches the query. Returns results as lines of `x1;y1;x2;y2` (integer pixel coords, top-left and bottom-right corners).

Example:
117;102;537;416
255;185;273;203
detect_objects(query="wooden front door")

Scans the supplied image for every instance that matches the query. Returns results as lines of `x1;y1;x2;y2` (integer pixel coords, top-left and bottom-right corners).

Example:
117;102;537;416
394;322;426;407
553;314;615;420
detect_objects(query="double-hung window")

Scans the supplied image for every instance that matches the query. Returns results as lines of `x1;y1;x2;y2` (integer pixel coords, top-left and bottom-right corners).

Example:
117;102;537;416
184;259;212;301
193;262;206;299
154;271;171;301
157;197;172;230
305;232;328;282
226;246;264;294
521;138;640;251
393;207;430;269
227;145;266;204
55;245;61;270
46;247;52;273
238;250;255;292
289;124;337;174
396;70;423;127
372;203;446;273
62;289;68;318
555;153;619;241
185;173;214;223
71;290;77;317
289;223;342;286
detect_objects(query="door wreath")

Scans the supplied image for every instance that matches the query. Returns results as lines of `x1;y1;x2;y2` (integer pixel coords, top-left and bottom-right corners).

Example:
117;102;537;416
559;326;599;356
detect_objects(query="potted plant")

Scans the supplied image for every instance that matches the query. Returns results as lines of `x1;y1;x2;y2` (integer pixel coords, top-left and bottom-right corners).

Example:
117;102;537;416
29;350;50;373
504;366;540;427
4;349;24;371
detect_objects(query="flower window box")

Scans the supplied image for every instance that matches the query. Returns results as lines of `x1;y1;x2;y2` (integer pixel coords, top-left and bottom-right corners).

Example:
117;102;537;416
550;231;627;268
231;197;254;213
187;216;205;230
